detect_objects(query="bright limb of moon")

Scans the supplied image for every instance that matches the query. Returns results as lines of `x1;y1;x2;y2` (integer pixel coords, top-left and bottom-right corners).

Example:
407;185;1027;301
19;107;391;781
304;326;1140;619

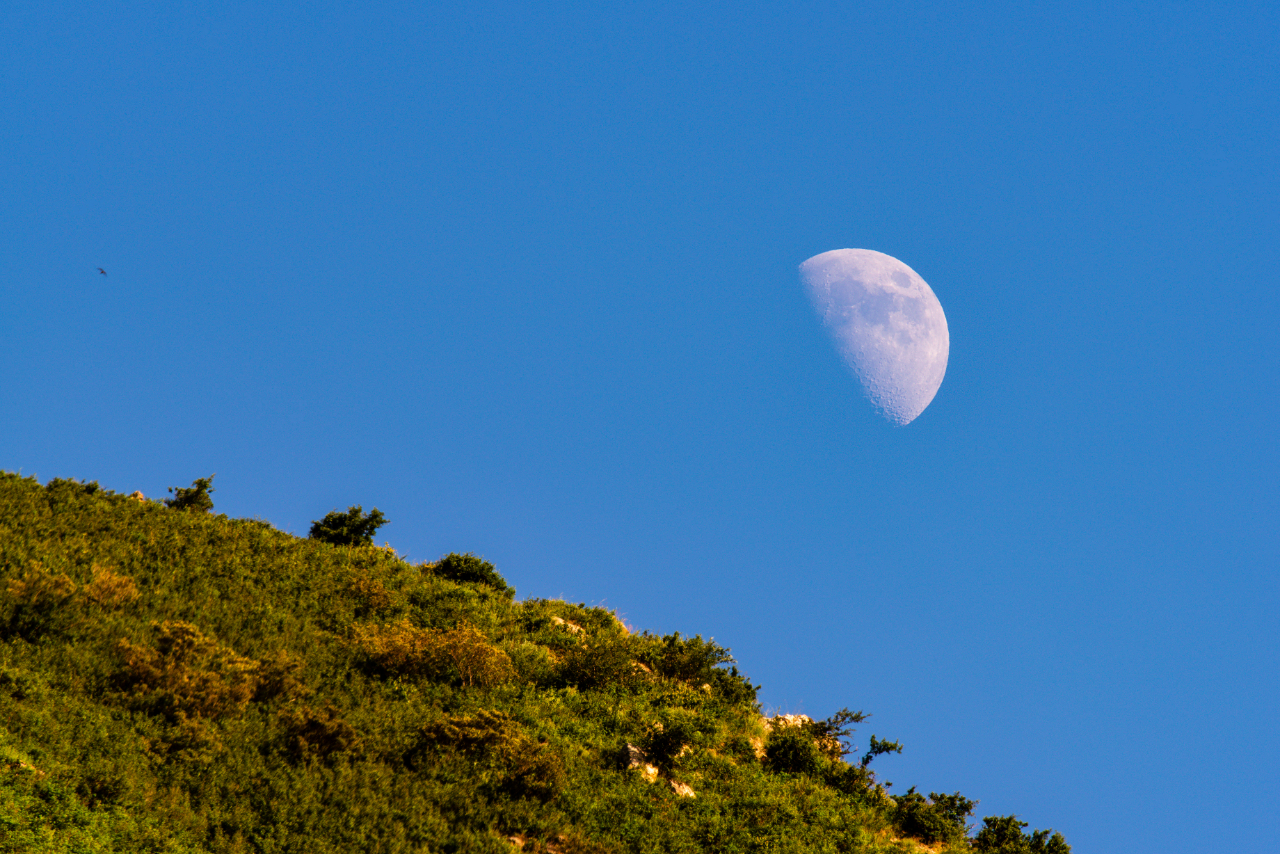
800;249;949;425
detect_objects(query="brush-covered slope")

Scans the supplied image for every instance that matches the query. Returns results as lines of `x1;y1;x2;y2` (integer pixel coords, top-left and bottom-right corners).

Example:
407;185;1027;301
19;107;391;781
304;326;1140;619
0;474;1068;854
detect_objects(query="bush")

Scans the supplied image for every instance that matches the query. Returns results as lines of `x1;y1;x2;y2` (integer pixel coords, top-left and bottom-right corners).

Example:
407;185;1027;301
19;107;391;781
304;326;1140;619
278;704;361;763
893;787;976;846
352;619;514;687
642;632;732;682
641;708;711;771
4;561;78;640
429;552;512;596
165;475;215;512
973;815;1071;853
115;620;261;721
558;635;638;690
710;664;760;706
765;726;824;775
309;504;388;546
83;565;140;608
412;709;565;801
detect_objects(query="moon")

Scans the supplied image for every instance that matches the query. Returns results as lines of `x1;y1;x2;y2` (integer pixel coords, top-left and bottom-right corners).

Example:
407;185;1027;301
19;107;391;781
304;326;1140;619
800;249;949;425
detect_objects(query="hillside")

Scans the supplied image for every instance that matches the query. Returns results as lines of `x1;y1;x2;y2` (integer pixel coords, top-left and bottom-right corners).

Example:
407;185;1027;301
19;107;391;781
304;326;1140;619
0;473;1068;853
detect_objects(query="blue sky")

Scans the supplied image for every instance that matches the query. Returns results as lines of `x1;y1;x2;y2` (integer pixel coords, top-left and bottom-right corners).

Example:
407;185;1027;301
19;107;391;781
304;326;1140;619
3;1;1277;850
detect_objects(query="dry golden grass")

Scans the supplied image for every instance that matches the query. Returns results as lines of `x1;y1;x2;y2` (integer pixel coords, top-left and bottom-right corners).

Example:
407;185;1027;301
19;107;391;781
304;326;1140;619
353;619;514;687
116;620;261;719
84;564;140;607
6;561;76;605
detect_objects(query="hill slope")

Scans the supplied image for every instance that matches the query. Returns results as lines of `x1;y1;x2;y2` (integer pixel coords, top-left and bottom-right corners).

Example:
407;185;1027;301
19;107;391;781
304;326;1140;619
0;473;1067;853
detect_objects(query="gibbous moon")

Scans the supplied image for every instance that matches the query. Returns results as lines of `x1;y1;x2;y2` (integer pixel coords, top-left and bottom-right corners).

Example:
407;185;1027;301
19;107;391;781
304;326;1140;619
800;249;949;425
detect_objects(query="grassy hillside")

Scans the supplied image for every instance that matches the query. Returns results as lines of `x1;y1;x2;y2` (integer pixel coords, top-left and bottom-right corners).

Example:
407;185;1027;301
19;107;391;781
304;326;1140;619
0;473;1068;853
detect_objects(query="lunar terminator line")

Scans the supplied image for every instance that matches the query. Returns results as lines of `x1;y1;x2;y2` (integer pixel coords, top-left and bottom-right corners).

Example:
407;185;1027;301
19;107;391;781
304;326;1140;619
800;249;949;425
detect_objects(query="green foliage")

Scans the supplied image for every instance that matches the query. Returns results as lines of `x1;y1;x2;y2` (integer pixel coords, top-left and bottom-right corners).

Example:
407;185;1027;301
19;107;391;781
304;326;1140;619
278;704;361;764
0;470;1070;853
412;709;566;801
308;504;387;547
164;476;215;513
429;552;513;596
556;635;638;690
765;726;825;776
973;815;1072;853
812;708;869;759
893;787;976;846
861;734;904;768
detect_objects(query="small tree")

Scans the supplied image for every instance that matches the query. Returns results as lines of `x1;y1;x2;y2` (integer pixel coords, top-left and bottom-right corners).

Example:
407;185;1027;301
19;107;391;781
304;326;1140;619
861;734;904;768
893;787;976;846
309;505;387;547
430;553;512;595
166;476;215;513
973;815;1071;854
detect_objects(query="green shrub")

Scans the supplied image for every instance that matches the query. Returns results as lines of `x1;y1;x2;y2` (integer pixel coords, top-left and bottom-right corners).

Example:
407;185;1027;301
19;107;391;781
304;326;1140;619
641;631;731;681
353;619;514;687
710;664;760;706
557;635;638;690
3;561;78;640
974;815;1072;853
278;704;361;763
892;787;976;845
765;726;824;776
641;707;713;771
429;552;513;596
412;709;565;801
115;620;261;721
165;475;215;512
308;504;388;546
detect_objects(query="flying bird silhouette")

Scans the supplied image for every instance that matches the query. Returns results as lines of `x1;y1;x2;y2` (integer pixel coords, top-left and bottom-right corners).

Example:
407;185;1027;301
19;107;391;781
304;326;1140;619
97;268;107;276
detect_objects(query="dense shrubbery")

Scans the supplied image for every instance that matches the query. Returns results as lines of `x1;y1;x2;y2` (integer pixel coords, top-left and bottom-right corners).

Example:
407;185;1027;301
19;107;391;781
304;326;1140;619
893;787;977;846
308;504;387;546
429;552;513;596
0;472;1070;853
973;815;1071;853
165;475;215;512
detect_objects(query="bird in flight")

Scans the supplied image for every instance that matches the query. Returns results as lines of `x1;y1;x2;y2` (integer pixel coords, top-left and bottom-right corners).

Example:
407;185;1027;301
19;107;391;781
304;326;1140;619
97;268;107;276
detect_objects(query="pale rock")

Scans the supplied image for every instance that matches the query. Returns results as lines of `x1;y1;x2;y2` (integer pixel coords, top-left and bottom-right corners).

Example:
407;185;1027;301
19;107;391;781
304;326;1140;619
669;780;695;798
626;743;659;783
551;616;584;634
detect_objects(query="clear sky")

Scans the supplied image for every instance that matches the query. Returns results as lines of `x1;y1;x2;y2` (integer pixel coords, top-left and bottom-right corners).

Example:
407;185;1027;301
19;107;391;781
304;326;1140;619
3;2;1277;850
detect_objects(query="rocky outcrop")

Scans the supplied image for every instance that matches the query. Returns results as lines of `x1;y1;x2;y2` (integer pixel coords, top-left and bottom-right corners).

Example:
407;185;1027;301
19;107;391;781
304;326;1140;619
551;616;583;635
669;780;696;798
626;743;659;783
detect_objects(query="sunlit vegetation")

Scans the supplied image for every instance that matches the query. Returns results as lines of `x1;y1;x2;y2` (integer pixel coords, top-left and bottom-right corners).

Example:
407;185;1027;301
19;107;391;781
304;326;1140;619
0;472;1068;853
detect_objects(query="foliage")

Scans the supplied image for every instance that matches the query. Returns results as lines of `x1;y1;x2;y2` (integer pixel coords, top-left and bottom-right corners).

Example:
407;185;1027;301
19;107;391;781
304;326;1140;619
352;619;514;687
893;787;977;846
115;620;261;721
0;470;1070;853
556;635;639;690
308;504;387;547
278;704;361;763
164;476;215;513
4;562;78;640
429;552;513;596
973;816;1071;853
861;734;904;768
412;709;566;800
765;725;825;776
